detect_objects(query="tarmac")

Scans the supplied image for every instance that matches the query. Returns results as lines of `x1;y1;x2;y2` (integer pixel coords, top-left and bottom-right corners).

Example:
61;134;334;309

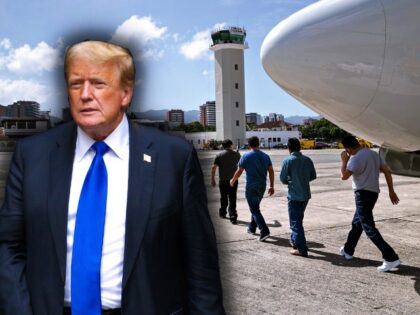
199;149;420;315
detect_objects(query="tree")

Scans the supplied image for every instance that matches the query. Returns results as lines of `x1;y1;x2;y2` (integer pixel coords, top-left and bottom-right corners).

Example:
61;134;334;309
179;121;205;133
299;118;349;141
246;122;257;131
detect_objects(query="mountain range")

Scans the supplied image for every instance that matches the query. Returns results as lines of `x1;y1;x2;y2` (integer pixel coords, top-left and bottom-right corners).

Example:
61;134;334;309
284;115;321;125
132;109;320;125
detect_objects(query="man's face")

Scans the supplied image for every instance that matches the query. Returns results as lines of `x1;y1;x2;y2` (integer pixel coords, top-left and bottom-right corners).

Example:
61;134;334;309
67;57;133;140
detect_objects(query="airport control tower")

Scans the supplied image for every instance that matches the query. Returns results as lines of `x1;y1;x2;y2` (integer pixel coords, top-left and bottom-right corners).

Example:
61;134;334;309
210;26;248;147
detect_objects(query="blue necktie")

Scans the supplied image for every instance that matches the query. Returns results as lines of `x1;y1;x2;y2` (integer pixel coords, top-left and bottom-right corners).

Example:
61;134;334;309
71;141;109;315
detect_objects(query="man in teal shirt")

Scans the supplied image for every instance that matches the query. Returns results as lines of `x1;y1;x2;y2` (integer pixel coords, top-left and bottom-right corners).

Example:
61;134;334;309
280;138;316;257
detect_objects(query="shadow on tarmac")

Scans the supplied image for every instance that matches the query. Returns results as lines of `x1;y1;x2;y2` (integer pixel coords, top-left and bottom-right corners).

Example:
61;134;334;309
217;213;420;296
233;219;282;228
265;235;325;249
393;266;420;296
309;248;420;296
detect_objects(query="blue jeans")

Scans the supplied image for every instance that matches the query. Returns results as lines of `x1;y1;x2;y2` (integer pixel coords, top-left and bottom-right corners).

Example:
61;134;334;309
245;185;269;235
288;199;309;256
344;190;399;261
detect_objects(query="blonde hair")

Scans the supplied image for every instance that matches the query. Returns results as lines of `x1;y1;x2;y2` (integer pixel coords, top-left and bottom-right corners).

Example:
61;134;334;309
64;40;135;88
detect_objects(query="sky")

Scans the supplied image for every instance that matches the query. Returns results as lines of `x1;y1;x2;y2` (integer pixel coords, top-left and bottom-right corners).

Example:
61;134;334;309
0;0;318;118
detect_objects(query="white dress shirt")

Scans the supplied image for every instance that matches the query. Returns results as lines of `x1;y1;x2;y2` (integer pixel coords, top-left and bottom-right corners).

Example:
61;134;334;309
65;115;129;309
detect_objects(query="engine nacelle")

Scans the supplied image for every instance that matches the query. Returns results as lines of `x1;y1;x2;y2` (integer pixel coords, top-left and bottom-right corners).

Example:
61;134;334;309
379;147;420;177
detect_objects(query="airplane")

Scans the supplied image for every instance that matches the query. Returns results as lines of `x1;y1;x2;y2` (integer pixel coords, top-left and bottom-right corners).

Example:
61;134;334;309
260;0;420;177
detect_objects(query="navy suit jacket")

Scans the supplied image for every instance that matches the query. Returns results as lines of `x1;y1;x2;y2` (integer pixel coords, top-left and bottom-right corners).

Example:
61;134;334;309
0;120;225;315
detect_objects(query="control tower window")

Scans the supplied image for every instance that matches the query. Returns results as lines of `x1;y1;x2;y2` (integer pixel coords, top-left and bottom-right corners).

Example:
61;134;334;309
235;83;239;89
236;120;239;126
234;64;238;70
235;102;239;108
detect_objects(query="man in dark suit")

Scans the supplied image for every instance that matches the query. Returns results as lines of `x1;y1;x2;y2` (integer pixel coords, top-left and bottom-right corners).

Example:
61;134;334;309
0;40;225;315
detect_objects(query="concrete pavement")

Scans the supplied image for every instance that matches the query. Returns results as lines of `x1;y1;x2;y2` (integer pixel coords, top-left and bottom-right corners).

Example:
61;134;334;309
200;149;420;314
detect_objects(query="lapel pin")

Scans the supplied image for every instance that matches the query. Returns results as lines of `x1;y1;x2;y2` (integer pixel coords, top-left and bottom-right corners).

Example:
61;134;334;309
143;154;152;163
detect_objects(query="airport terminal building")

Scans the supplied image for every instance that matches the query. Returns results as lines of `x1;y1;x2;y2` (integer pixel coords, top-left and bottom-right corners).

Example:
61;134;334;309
185;129;301;149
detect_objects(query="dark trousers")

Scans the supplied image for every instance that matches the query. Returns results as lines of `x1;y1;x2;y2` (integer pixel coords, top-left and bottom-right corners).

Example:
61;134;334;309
219;180;238;218
288;199;309;256
245;185;269;234
344;190;399;262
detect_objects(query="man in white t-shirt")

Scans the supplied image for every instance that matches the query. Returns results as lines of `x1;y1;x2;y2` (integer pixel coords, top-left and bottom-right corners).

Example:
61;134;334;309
339;135;400;272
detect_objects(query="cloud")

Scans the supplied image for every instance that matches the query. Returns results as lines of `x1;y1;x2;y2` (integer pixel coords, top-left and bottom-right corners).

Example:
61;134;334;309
0;40;62;75
179;23;226;61
202;70;210;76
172;33;180;42
179;30;210;60
0;79;49;105
0;38;11;50
111;16;168;61
141;48;165;61
111;16;167;46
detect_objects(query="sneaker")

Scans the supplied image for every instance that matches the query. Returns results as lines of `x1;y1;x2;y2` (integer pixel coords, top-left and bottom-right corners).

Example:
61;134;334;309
230;216;237;224
247;228;256;235
339;246;353;260
259;232;270;242
377;259;400;272
290;249;300;256
289;240;297;250
290;249;308;257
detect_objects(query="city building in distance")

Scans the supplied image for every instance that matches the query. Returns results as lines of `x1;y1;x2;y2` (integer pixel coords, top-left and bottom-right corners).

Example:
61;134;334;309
166;109;184;127
246;112;263;125
200;101;216;127
0;100;50;151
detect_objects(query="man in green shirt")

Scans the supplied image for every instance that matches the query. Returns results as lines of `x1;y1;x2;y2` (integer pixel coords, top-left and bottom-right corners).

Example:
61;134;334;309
280;138;316;257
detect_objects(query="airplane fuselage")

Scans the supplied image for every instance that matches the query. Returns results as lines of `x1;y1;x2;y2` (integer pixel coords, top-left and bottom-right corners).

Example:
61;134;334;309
261;0;420;153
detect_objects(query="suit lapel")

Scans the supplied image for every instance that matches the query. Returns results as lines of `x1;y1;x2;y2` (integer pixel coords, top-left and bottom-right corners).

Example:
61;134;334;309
47;124;77;282
122;122;156;289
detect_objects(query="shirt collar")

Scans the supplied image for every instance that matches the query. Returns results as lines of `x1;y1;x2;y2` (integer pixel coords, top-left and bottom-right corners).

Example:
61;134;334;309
291;151;302;157
75;115;129;162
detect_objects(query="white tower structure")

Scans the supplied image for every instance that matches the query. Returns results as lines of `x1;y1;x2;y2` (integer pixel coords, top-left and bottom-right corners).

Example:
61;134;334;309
210;26;248;147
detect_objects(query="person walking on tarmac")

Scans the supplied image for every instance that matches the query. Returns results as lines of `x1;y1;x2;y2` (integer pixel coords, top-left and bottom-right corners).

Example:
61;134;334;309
230;136;274;241
211;139;241;224
340;135;401;272
280;138;316;257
